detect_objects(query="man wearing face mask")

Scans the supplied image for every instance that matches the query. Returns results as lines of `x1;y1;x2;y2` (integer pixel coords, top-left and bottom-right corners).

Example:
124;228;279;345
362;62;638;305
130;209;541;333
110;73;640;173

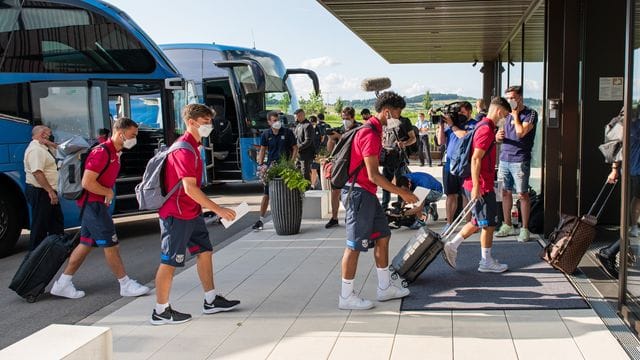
325;107;361;228
293;109;315;182
151;104;239;325
442;97;512;273
438;101;477;233
338;91;418;310
252;111;298;231
51;117;150;300
494;86;538;242
380;106;416;211
23;125;63;250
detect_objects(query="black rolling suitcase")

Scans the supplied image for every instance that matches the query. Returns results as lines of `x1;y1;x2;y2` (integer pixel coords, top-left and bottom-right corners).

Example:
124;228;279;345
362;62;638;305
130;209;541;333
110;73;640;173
390;199;476;286
9;232;79;302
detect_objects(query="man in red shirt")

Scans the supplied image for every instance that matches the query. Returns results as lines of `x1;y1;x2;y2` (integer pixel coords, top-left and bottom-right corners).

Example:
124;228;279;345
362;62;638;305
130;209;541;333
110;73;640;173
442;97;512;273
339;91;419;310
151;104;239;325
51;117;149;299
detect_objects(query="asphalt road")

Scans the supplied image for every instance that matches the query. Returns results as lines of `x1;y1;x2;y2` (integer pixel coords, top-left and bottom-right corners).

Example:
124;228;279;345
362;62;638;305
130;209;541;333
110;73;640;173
0;183;264;349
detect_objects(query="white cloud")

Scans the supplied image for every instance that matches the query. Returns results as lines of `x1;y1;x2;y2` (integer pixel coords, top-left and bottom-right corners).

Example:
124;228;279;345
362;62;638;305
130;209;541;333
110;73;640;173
402;83;428;97
292;72;363;103
299;56;340;69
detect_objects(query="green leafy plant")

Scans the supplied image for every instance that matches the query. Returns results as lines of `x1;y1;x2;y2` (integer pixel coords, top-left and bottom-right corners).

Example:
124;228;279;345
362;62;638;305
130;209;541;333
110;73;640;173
266;157;311;192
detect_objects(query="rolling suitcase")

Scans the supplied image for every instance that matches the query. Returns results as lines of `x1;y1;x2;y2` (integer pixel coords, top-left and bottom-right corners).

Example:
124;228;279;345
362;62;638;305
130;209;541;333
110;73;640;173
9;232;79;302
540;181;616;274
390;199;476;286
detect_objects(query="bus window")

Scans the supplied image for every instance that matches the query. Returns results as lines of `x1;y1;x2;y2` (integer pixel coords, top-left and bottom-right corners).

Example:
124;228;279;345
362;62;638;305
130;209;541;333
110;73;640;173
30;82;105;143
0;1;156;73
131;94;162;130
162;49;204;82
0;83;31;121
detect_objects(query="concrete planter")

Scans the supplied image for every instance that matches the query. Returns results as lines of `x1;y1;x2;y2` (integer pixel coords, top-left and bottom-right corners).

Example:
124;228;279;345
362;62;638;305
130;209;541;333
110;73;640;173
269;178;303;235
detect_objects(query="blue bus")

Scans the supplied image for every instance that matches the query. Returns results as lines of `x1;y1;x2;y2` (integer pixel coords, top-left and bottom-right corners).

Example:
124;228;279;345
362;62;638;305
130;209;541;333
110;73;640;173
0;0;189;255
160;43;319;183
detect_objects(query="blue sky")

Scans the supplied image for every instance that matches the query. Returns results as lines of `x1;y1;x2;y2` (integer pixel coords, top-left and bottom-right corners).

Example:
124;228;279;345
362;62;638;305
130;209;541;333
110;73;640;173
108;0;541;103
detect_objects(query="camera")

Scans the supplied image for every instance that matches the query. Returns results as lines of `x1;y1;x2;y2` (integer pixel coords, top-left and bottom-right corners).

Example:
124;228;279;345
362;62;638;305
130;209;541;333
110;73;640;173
325;127;343;136
430;102;465;125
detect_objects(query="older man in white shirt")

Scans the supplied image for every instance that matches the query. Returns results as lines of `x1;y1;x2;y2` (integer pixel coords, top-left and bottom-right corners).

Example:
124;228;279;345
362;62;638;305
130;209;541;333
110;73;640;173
23;125;63;250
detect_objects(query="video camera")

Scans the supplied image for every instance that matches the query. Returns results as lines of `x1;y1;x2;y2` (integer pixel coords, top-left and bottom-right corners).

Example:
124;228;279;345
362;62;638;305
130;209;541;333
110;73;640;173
430;102;464;125
325;127;343;136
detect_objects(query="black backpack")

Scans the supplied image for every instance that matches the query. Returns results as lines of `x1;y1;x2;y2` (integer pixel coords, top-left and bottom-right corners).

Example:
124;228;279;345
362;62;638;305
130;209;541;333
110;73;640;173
328;124;377;189
406;125;420;155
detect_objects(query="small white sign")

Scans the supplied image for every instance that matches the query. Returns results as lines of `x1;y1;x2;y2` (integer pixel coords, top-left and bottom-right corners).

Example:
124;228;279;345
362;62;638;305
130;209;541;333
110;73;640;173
221;202;250;229
599;77;624;101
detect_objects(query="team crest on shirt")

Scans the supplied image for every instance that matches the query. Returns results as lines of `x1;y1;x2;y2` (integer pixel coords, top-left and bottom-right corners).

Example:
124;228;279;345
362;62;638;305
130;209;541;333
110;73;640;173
175;255;184;264
112;234;118;243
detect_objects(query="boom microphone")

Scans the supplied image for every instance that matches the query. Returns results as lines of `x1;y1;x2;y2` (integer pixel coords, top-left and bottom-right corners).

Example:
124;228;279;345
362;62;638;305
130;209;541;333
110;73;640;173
361;77;391;93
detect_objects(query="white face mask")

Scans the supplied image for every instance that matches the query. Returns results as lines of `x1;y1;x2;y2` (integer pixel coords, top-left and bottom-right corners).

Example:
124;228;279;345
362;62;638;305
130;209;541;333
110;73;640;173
198;124;213;138
342;119;353;128
508;99;518;110
272;121;282;130
386;112;401;129
123;136;137;149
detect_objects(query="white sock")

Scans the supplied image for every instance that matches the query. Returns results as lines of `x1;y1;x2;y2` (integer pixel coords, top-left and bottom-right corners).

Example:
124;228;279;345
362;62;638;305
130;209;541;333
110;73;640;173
341;278;354;299
259;216;265;222
58;274;72;285
377;267;391;290
205;289;217;303
155;303;169;314
481;247;493;262
117;275;130;285
449;234;465;251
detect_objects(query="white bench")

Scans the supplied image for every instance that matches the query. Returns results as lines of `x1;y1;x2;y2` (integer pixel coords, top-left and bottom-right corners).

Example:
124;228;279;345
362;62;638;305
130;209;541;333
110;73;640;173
0;324;112;360
303;190;331;219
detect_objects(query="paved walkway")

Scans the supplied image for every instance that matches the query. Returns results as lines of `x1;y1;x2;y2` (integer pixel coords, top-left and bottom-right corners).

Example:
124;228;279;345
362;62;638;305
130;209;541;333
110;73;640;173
92;214;630;359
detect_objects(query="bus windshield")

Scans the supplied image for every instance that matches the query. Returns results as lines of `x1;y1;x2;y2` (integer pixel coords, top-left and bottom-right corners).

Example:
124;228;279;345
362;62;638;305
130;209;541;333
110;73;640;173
0;0;156;73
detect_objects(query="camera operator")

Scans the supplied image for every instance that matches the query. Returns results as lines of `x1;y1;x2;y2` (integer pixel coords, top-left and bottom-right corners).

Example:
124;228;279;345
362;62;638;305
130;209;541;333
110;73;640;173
437;101;477;233
325;107;362;228
380;103;416;210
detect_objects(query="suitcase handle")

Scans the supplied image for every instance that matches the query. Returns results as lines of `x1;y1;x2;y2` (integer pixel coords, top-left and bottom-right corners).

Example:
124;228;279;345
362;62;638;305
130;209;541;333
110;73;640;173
441;198;478;240
587;180;617;220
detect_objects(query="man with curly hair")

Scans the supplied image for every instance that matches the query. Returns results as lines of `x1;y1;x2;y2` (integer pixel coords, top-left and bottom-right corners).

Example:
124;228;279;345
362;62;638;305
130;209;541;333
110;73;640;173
338;91;419;310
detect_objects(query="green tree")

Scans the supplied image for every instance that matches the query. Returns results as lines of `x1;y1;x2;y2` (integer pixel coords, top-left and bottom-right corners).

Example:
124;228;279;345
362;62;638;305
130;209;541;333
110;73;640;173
299;92;326;115
334;97;345;113
279;92;291;113
422;90;433;110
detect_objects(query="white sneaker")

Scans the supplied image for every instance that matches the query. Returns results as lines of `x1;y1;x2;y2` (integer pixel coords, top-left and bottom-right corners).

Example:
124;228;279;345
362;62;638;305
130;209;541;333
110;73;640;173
495;223;514;237
442;242;457;269
338;292;374;310
630;225;639;238
50;280;85;299
478;259;509;273
517;228;530;242
120;279;150;297
377;285;410;302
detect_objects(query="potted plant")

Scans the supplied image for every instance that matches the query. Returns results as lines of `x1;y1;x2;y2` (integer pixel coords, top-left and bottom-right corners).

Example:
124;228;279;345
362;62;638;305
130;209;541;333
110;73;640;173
264;158;310;235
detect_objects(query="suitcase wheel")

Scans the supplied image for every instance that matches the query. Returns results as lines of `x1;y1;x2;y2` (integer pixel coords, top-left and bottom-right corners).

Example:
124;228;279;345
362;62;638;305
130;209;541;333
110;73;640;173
26;295;37;303
401;280;408;288
391;272;398;280
388;265;395;273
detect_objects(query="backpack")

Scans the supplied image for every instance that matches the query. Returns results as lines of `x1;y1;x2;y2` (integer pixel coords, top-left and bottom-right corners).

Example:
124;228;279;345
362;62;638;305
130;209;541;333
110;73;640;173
327;124;377;189
406;125;420;156
598;110;624;163
58;136;110;200
135;141;197;210
449;123;493;179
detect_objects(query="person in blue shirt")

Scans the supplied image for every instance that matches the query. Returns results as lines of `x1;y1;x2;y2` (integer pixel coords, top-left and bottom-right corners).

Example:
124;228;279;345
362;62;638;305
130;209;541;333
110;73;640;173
253;111;298;231
395;172;443;229
437;101;477;233
495;86;538;242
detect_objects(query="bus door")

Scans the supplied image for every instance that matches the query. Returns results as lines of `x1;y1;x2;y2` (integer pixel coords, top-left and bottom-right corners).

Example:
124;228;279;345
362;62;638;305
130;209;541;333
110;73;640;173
29;80;109;227
212;60;266;182
107;81;169;214
202;77;241;182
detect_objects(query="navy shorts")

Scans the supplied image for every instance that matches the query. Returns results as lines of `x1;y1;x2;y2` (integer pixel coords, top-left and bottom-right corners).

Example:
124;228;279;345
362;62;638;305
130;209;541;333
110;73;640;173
159;215;213;267
443;162;463;195
342;187;391;252
80;202;118;248
263;183;269;195
463;190;498;228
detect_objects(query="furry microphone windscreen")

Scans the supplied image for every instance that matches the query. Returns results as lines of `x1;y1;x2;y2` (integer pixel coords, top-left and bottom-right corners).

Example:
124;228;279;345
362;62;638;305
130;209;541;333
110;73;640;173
361;77;391;92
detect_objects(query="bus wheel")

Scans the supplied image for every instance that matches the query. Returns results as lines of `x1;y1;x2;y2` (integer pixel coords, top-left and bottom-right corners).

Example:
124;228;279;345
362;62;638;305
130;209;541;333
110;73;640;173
0;192;20;257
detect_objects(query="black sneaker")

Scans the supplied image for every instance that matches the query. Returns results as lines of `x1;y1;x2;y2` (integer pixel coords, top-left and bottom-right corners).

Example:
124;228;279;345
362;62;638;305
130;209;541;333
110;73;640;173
429;203;439;221
203;295;240;314
596;251;619;279
150;305;192;325
325;218;339;229
252;220;263;231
